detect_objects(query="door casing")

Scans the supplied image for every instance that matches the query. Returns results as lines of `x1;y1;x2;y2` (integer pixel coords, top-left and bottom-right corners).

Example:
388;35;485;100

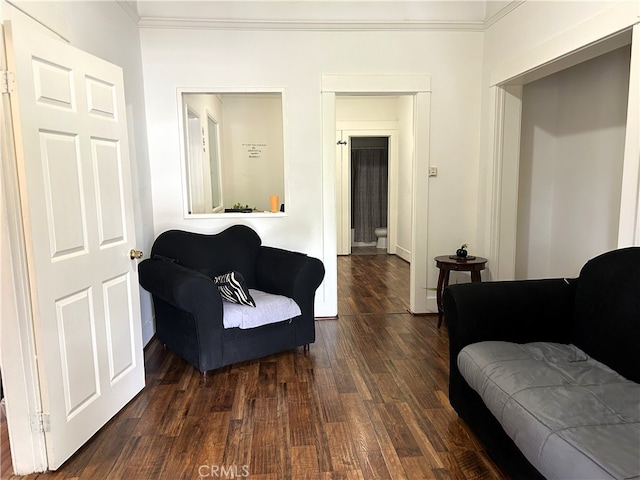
322;75;432;315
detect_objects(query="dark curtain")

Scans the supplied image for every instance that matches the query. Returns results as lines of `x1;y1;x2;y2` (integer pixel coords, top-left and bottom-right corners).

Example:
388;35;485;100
351;147;388;243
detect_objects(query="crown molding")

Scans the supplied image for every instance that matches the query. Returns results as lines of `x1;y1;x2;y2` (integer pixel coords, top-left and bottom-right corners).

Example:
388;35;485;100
137;17;486;32
117;1;141;25
135;1;524;32
483;0;525;29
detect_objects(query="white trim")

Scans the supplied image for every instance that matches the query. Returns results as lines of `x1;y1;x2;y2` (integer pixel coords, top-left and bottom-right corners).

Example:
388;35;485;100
490;1;640;86
483;0;525;29
138;17;485;32
496;86;522;280
321;92;337;315
499;29;634;87
322;75;431;94
488;86;505;278
337;120;399;131
116;1;140;25
0;20;49;473
395;245;411;264
410;92;430;313
618;24;640;247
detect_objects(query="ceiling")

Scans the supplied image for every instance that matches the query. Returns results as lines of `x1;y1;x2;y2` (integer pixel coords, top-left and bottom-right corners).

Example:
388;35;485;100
131;1;522;30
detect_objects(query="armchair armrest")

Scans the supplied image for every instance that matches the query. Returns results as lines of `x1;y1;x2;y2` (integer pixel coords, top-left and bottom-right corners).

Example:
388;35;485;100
138;258;223;321
255;246;325;310
138;257;226;371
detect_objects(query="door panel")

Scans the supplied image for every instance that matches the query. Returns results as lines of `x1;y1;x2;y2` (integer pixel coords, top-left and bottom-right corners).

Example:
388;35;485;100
55;288;100;418
40;131;87;258
32;57;74;109
92;138;126;246
4;20;145;470
103;274;136;382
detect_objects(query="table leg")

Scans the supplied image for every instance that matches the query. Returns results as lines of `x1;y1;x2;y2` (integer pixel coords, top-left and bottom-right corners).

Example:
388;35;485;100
471;270;482;282
436;269;450;329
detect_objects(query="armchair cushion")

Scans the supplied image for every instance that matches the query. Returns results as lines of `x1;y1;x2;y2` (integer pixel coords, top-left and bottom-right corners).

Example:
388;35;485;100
223;289;301;329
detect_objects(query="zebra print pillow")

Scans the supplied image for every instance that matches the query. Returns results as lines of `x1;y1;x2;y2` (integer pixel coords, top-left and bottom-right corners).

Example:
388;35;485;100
213;271;256;307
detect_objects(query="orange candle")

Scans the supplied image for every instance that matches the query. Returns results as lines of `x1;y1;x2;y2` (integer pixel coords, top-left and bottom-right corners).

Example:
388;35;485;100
270;195;279;213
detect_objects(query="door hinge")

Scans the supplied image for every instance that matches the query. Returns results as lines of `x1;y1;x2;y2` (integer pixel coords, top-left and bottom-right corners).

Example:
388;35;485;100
30;412;51;433
1;70;16;94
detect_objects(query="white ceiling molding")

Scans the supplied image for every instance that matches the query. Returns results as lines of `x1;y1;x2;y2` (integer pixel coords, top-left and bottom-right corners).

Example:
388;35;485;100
117;1;141;24
483;0;524;29
134;1;520;32
137;17;485;31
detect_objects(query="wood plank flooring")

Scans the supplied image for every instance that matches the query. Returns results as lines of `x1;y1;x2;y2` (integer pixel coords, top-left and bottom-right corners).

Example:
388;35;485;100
1;253;507;479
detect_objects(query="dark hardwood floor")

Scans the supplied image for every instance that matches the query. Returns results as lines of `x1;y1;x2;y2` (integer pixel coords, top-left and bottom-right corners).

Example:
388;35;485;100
1;254;506;479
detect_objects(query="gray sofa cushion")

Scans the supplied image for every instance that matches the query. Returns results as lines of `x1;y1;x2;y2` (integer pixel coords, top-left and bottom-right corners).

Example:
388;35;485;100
458;341;640;480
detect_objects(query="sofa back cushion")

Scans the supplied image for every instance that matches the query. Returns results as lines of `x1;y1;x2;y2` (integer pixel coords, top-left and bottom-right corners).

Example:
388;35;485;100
151;225;262;287
572;247;640;383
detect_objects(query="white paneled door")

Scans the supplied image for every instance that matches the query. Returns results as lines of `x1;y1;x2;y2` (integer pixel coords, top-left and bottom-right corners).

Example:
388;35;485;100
4;21;145;469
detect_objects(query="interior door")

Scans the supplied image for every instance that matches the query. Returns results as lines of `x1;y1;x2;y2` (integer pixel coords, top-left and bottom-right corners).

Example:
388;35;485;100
4;21;145;469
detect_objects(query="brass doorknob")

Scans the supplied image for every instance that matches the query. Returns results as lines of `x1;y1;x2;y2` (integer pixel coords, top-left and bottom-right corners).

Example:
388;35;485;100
129;249;143;260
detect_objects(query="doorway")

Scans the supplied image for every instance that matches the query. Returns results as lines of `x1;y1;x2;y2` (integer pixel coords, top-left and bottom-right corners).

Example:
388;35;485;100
336;130;399;257
322;75;432;315
350;136;389;252
488;28;639;280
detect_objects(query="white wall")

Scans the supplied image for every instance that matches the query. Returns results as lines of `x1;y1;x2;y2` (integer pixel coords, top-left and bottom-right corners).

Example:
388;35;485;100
516;46;630;279
478;0;640;279
140;28;484;316
221;95;284;211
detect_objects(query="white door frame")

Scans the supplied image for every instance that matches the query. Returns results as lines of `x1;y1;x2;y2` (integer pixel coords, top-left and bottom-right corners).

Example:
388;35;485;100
336;128;399;256
0;21;49;474
322;75;431;314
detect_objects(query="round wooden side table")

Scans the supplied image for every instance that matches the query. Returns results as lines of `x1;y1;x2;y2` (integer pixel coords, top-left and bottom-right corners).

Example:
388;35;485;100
434;255;488;329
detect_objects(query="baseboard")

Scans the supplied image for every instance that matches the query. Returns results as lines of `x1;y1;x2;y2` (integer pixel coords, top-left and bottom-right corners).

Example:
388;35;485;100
142;315;156;347
351;241;377;247
395;245;411;263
